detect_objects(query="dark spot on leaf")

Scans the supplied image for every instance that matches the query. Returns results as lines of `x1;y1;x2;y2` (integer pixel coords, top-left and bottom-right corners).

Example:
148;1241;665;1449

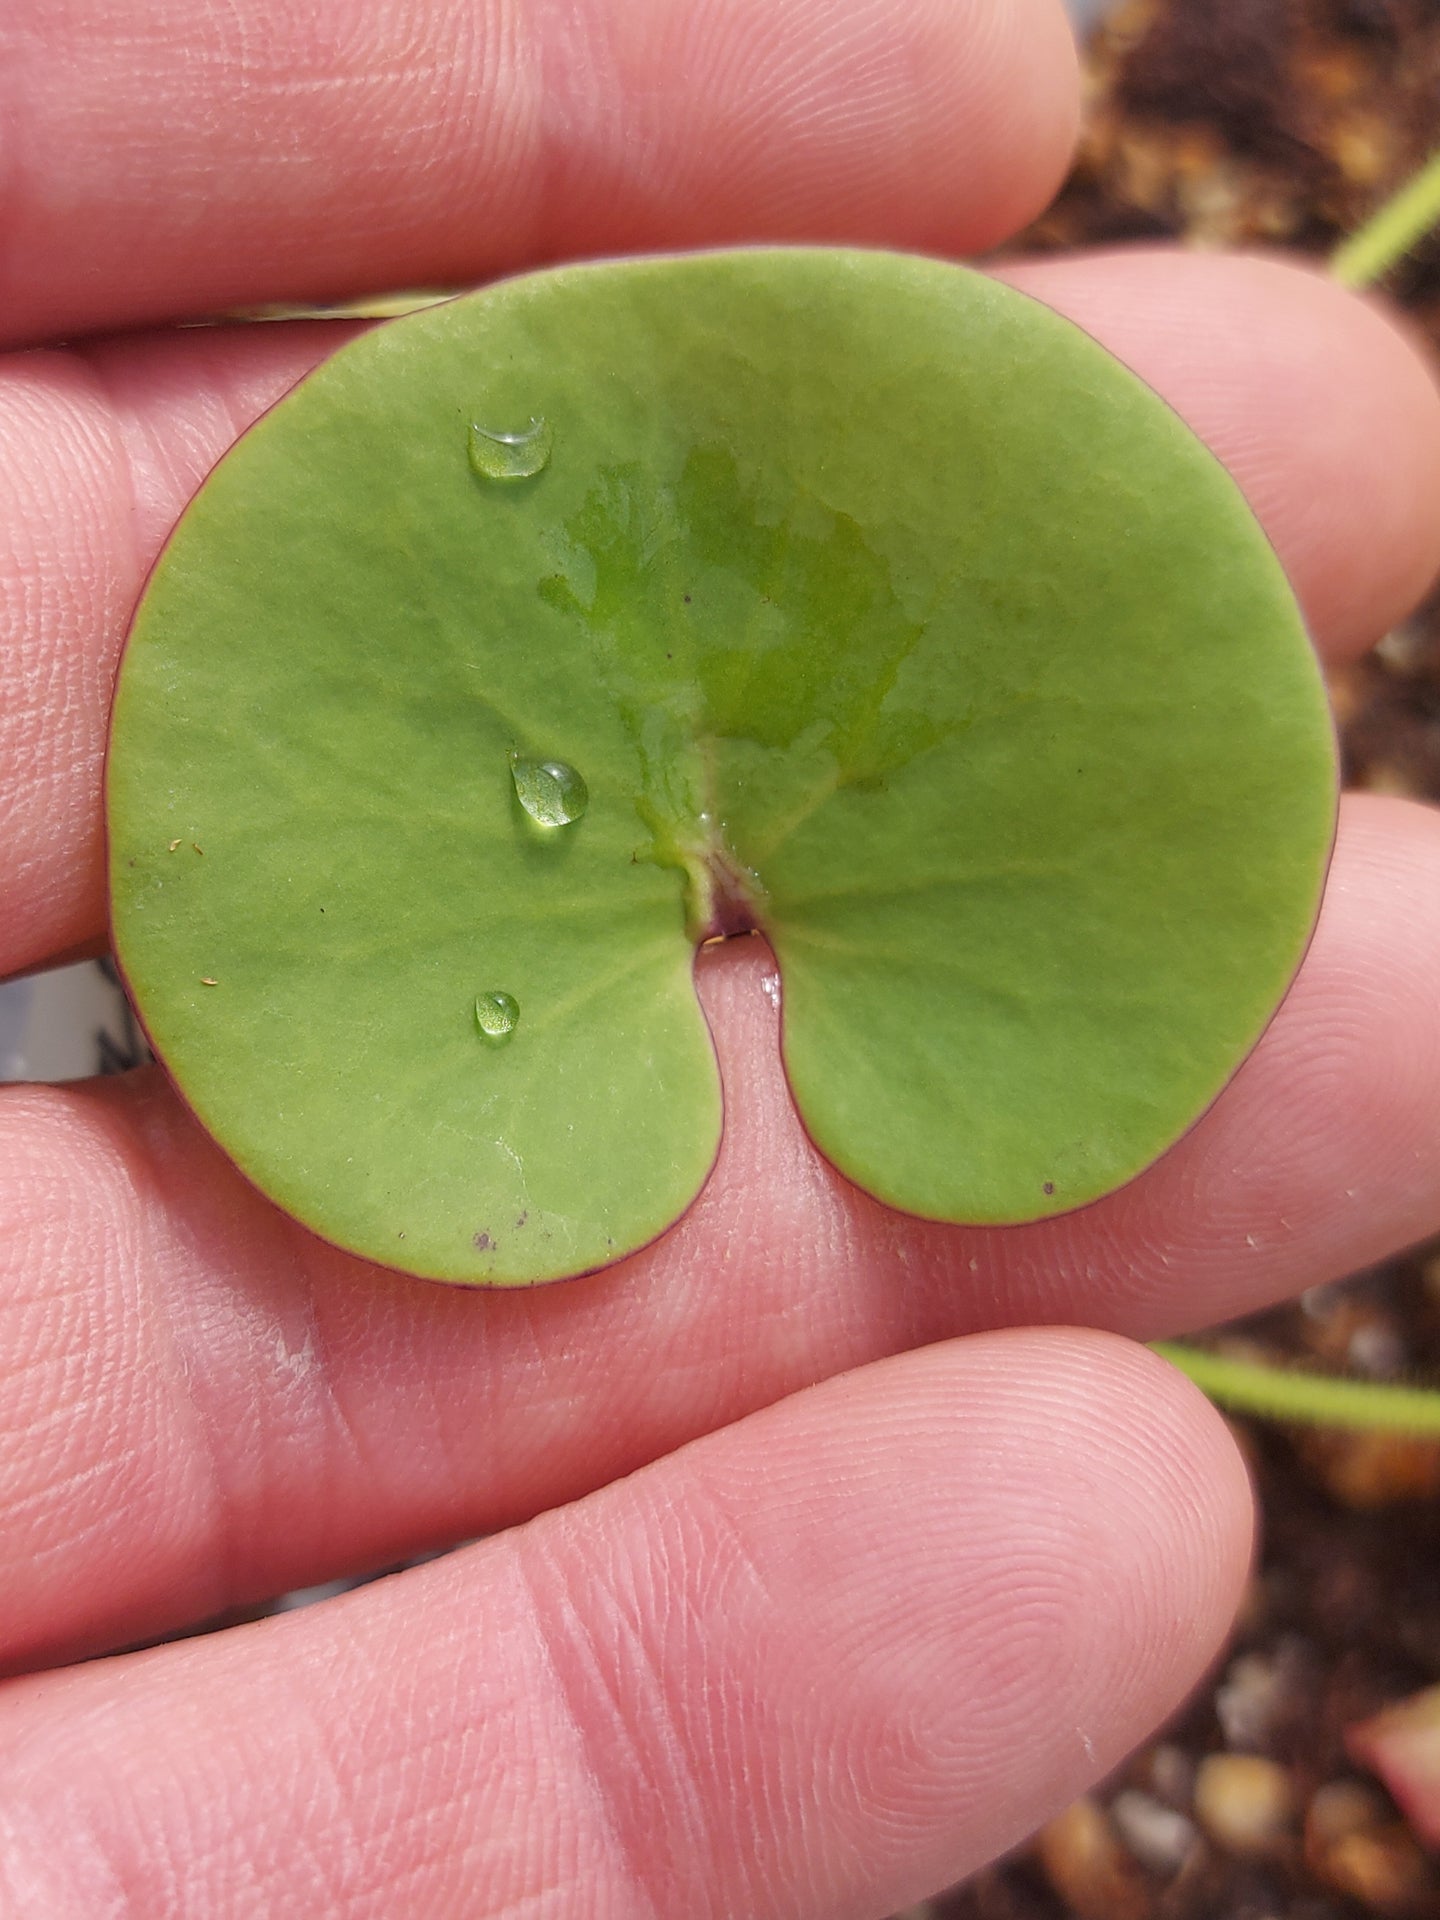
473;1231;494;1250
1043;1181;1055;1196
515;1212;528;1227
192;843;203;855
683;594;691;603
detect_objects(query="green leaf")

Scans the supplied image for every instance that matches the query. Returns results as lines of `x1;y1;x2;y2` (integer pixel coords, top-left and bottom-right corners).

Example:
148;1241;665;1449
107;249;1336;1285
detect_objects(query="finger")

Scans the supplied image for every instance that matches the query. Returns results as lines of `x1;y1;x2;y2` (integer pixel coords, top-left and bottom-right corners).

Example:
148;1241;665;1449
997;248;1440;659
0;0;1079;346
0;1333;1251;1919
0;794;1432;1668
7;252;1438;983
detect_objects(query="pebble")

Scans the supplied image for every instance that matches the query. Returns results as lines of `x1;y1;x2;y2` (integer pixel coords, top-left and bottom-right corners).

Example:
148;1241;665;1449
1138;1740;1196;1812
1345;1317;1407;1379
1306;1778;1390;1851
1304;1782;1437;1916
1214;1642;1306;1751
1296;1428;1440;1509
1193;1753;1297;1859
1110;1787;1200;1876
1036;1796;1150;1920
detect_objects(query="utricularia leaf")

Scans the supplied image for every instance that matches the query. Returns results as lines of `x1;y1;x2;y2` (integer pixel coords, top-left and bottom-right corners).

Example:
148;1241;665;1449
107;249;1336;1284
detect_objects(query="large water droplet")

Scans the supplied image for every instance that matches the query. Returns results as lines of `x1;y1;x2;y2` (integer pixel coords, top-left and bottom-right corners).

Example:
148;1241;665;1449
468;416;552;481
510;754;589;827
474;990;520;1041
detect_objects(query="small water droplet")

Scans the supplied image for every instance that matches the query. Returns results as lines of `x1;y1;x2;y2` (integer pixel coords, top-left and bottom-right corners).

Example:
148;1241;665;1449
509;754;589;827
474;990;519;1041
468;416;552;481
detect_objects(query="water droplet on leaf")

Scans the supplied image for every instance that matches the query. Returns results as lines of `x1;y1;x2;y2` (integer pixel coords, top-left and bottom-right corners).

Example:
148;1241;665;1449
474;990;519;1041
468;416;552;481
510;754;589;827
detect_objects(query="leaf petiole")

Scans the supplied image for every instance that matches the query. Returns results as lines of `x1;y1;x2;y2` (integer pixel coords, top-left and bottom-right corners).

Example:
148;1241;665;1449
1331;149;1440;290
1156;1342;1440;1436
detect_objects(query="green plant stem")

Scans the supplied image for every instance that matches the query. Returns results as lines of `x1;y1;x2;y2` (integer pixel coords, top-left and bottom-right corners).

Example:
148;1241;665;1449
1332;150;1440;290
1156;1342;1440;1435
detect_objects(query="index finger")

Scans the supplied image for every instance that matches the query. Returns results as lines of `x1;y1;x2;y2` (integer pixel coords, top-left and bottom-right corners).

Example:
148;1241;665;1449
0;0;1079;346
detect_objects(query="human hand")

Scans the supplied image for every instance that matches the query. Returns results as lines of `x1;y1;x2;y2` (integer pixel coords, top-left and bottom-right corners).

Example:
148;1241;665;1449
3;1;1440;1913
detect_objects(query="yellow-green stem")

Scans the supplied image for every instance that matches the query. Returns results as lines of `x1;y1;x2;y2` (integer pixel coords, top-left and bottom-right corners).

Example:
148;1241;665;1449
1332;150;1440;290
1156;1342;1440;1436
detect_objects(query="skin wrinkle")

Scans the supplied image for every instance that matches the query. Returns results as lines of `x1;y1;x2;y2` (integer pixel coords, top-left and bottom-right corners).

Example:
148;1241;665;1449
241;1682;377;1914
74;339;247;562
80;1089;243;1613
12;1096;216;1645
643;1475;789;1851
309;1563;571;1920
674;1456;904;1917
137;1157;373;1617
90;949;411;1604
0;353;132;958
514;1521;695;1920
0;1803;130;1920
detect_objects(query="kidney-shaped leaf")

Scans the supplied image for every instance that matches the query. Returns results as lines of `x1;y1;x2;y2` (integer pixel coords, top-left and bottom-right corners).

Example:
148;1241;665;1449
107;249;1336;1284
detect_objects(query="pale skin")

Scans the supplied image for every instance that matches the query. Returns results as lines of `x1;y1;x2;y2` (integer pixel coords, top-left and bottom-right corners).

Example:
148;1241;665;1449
2;1;1440;1914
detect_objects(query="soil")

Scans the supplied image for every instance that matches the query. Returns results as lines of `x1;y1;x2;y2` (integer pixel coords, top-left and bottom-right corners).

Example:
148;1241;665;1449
916;3;1440;1916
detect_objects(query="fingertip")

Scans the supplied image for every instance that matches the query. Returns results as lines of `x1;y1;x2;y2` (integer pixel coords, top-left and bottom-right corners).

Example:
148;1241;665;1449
943;0;1082;250
670;1327;1254;1890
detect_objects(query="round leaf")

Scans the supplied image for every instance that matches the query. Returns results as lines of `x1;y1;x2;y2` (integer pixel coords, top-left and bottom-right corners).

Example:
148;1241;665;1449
107;249;1336;1284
